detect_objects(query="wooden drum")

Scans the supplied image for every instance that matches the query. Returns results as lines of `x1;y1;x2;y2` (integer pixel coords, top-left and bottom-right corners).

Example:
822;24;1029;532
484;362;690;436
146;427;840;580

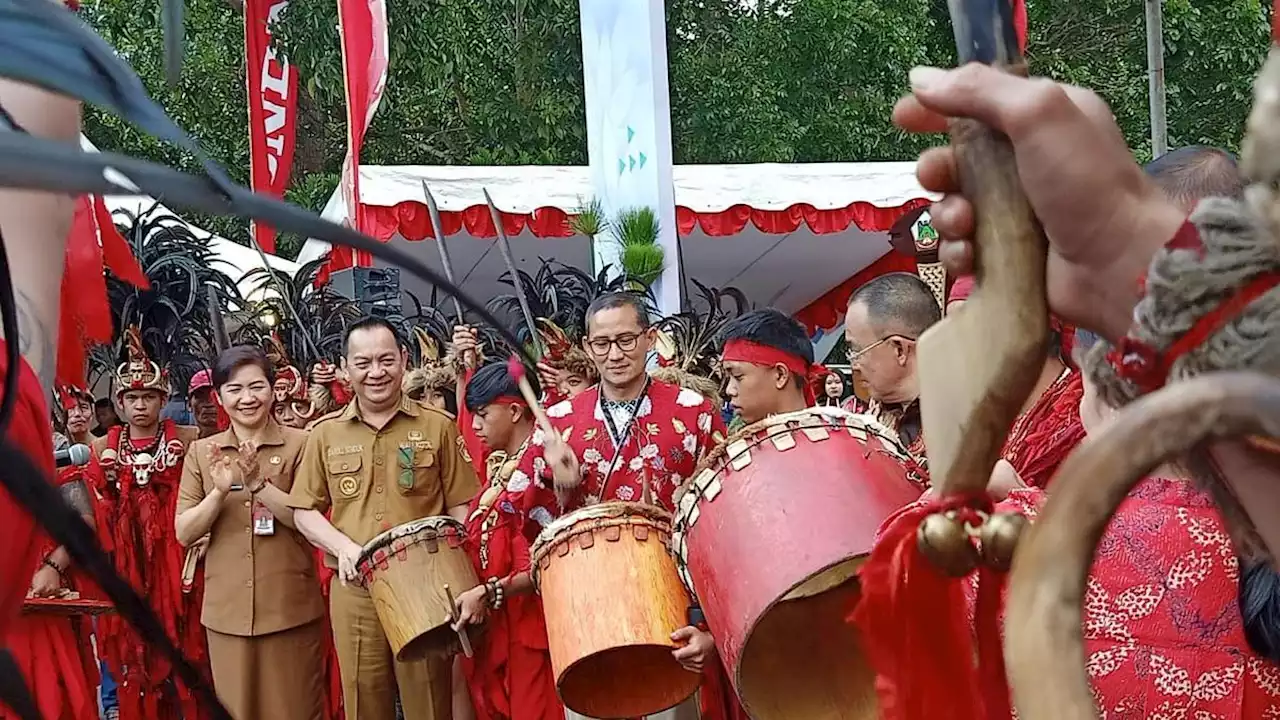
673;407;923;720
531;502;698;719
356;516;478;661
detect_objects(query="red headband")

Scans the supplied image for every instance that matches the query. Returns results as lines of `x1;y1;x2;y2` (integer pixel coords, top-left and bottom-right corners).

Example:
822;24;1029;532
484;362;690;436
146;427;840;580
722;339;821;405
490;395;527;410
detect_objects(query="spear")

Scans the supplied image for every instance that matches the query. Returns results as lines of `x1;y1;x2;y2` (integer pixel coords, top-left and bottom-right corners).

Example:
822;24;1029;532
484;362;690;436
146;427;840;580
914;0;1050;507
484;188;545;358
422;181;465;324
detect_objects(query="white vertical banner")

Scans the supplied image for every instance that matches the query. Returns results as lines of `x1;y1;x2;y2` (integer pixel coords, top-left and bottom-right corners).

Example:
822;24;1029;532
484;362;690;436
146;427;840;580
579;0;681;316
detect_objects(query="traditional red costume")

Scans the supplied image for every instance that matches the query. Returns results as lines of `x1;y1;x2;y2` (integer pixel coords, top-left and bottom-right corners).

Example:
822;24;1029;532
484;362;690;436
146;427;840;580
993;481;1280;715
3;460;101;720
455;371;562;719
508;379;731;719
949;275;1086;489
511;379;726;529
89;329;206;720
0;350;54;641
0;361;94;720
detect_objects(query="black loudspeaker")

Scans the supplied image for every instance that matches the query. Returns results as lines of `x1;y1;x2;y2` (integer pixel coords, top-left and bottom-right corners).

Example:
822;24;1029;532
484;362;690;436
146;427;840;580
329;267;402;322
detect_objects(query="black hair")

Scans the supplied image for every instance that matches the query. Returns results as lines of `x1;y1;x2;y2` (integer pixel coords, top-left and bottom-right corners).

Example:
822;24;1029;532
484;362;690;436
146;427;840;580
464;360;541;413
1240;561;1280;663
585;292;650;333
94;398;112;409
720;309;813;386
211;345;275;389
343;316;404;357
848;272;941;338
1144;145;1244;209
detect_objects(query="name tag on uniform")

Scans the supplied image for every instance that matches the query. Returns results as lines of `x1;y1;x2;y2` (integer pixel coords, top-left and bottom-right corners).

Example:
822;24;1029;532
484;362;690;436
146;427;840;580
252;499;275;536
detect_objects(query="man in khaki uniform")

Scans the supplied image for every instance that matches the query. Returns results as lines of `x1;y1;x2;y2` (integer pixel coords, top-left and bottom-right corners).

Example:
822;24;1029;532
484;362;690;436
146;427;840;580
289;317;480;720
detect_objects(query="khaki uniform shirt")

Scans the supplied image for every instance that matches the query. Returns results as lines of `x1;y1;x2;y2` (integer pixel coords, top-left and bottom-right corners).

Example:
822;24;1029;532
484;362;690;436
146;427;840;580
177;423;325;637
287;395;480;554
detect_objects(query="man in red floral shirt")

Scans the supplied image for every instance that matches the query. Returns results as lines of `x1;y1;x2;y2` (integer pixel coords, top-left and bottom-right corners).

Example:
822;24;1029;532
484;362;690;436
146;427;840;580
506;293;727;719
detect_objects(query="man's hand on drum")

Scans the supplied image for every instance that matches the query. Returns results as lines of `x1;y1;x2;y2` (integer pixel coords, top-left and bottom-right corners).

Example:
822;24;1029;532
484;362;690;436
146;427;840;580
896;64;1186;342
670;626;716;673
453;584;489;631
336;539;364;586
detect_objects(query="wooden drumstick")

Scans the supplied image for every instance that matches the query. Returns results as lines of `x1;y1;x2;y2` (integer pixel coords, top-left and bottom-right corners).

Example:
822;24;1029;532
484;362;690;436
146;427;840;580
443;583;474;658
916;0;1049;499
640;465;653;507
507;356;556;436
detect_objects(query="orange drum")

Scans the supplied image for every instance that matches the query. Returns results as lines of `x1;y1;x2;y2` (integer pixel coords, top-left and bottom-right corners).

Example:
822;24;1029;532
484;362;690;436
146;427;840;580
531;502;698;719
356;516;478;661
673;407;922;719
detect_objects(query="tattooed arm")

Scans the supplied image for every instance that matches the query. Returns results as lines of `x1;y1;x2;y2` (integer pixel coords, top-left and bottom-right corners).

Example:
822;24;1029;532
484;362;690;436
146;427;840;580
0;77;81;396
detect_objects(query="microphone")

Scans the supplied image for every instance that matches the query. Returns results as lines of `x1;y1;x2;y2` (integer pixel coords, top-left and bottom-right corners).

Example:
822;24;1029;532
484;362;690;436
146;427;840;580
55;443;92;468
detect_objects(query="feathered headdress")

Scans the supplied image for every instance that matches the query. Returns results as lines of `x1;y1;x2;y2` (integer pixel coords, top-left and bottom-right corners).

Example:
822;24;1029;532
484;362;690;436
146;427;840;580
89;203;241;395
403;321;457;401
537;318;597;383
114;325;169;397
489;259;652;350
650;279;749;398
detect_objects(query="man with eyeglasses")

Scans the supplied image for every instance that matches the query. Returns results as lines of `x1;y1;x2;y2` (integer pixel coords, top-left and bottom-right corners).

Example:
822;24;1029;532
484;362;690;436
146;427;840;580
503;291;728;720
843;272;940;479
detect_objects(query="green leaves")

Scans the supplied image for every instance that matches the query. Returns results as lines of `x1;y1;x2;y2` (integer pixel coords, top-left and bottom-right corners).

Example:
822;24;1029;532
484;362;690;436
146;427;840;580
80;0;1270;259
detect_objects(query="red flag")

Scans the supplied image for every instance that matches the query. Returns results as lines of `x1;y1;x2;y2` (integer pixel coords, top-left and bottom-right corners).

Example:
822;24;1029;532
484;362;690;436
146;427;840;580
329;0;389;276
244;0;299;255
1013;0;1028;53
57;196;148;387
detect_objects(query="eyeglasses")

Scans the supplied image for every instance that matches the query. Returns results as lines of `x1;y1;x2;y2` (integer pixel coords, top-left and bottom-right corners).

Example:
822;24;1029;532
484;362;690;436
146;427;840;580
586;333;642;356
846;334;914;365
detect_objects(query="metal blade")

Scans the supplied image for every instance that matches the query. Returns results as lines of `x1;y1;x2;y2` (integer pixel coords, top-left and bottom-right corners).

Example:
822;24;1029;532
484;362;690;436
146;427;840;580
422;181;465;324
484;188;544;358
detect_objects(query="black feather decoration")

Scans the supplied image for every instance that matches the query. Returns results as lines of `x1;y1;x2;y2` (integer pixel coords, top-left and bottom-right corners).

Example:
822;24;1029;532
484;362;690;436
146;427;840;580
90;203;242;394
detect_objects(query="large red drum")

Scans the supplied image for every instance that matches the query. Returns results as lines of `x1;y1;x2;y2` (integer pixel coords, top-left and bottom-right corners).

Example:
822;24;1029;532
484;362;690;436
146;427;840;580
673;407;922;719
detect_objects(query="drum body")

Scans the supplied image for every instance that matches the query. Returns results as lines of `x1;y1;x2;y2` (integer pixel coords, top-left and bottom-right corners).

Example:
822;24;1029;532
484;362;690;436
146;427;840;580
673;408;922;720
356;516;478;662
532;502;698;719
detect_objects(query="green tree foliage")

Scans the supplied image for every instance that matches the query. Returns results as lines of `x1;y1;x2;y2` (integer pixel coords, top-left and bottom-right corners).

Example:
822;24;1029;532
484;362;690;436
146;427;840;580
81;0;1271;260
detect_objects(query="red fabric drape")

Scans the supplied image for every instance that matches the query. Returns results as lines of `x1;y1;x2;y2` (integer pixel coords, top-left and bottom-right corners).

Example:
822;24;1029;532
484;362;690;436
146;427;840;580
0;348;54;639
793;250;919;333
319;198;931;277
57;195;148;388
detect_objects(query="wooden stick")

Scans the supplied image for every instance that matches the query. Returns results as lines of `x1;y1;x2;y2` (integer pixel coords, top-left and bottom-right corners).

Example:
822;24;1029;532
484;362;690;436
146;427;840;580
640;465;652;507
443;583;474;658
1005;372;1280;720
918;0;1049;498
507;357;556;437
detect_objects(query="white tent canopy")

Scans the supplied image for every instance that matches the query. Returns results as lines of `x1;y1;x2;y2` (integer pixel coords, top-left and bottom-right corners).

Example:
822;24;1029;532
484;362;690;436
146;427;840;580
296;162;934;326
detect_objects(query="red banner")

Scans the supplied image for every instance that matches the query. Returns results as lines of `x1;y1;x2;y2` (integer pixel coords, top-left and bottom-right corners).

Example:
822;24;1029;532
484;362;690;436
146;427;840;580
244;0;299;255
332;0;389;272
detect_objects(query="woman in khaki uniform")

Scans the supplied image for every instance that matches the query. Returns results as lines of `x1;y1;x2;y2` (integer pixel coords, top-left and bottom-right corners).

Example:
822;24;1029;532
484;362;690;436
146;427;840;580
176;346;326;720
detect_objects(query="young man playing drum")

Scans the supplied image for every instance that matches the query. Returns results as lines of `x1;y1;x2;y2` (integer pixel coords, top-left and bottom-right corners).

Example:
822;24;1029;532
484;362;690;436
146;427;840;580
505;292;727;720
288;317;480;720
719;309;822;424
449;360;563;720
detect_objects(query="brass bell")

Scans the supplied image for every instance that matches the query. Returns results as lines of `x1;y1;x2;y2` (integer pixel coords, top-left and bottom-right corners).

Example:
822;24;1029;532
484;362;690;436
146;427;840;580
917;512;979;577
978;512;1028;572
